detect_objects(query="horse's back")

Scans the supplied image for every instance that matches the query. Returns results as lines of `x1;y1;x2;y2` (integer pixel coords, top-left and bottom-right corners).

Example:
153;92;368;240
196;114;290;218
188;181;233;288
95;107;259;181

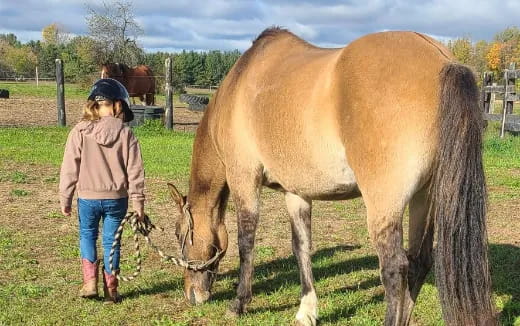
211;30;455;201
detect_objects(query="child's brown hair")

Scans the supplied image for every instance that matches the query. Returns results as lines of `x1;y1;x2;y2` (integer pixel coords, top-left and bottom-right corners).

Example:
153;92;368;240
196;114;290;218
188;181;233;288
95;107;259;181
82;99;125;121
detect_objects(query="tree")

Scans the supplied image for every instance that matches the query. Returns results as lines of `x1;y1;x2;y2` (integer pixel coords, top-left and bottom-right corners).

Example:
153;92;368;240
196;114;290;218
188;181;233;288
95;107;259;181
223;50;241;74
205;50;224;86
4;45;37;76
61;36;101;84
0;33;20;47
85;0;144;65
471;40;489;76
450;38;472;64
494;26;520;43
486;42;503;73
42;23;68;45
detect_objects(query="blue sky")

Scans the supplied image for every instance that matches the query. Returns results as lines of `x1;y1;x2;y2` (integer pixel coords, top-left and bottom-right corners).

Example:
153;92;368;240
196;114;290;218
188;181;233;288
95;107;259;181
0;0;519;52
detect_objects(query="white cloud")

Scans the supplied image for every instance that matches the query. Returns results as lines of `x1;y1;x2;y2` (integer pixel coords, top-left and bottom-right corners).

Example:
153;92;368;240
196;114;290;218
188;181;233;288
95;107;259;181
1;0;519;51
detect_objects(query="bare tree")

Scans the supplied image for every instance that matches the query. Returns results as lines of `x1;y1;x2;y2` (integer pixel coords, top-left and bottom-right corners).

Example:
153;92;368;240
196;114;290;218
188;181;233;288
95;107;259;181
86;0;144;65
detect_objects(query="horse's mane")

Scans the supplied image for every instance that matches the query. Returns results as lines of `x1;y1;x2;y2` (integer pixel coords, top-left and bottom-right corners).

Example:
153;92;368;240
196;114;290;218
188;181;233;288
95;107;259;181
225;27;313;87
253;26;290;43
252;26;310;47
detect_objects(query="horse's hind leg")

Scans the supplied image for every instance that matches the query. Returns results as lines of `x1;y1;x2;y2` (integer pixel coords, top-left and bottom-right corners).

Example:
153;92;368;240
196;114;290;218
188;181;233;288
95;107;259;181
403;185;434;324
366;200;410;326
285;193;317;326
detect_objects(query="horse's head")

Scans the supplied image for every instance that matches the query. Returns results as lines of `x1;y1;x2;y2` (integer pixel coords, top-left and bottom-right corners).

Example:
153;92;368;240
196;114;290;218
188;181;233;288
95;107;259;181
167;183;228;305
100;63;126;79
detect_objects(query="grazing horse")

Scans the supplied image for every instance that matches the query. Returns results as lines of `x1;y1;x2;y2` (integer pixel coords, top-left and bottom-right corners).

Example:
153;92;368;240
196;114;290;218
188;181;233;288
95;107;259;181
101;63;155;105
168;28;496;326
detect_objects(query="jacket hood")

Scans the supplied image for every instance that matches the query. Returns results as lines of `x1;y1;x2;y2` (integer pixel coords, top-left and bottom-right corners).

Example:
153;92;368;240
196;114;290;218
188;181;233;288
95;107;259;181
77;117;124;146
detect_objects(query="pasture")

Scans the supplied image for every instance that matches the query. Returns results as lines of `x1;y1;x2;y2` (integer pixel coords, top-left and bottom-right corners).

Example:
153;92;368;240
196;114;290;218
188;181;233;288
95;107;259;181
0;85;519;325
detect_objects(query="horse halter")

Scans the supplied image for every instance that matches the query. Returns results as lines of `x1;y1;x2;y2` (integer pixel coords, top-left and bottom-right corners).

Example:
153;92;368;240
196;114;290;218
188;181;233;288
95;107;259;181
180;202;224;272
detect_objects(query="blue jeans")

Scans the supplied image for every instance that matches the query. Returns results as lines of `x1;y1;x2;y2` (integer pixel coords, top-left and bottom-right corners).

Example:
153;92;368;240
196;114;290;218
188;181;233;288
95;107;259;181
77;198;128;274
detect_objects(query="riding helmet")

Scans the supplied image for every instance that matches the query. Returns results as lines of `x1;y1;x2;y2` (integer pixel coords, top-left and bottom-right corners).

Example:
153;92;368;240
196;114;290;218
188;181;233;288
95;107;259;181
88;78;134;122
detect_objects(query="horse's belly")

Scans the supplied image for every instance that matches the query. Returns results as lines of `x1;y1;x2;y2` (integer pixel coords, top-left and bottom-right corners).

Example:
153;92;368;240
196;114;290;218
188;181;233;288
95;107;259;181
262;146;360;200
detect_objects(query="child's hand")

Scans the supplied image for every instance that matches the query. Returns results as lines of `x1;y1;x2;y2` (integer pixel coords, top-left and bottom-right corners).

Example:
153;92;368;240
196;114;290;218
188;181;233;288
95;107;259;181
133;203;145;222
61;206;71;216
135;209;145;222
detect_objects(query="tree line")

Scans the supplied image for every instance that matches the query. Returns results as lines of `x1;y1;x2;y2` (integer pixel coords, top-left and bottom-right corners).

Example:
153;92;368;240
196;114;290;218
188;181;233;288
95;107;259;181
447;26;520;77
0;0;241;93
0;29;241;92
1;22;520;91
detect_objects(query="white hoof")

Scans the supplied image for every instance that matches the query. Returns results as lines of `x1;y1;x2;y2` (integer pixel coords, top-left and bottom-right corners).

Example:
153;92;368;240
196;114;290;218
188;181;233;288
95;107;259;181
295;292;318;326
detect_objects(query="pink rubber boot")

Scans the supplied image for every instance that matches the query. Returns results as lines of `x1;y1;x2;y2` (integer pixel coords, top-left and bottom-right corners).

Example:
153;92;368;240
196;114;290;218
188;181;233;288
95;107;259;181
79;259;98;298
103;270;122;304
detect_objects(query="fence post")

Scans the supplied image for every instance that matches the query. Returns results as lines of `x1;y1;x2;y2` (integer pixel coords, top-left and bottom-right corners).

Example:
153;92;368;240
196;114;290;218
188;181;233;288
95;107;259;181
164;57;173;130
35;66;39;87
505;64;515;115
481;72;492;113
56;59;66;127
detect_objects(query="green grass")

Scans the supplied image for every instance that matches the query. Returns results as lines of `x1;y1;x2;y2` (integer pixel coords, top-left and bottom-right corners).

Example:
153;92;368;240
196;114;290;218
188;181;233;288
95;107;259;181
0;82;212;103
0;81;89;99
0;121;194;179
483;122;520;200
45;211;64;219
10;189;29;196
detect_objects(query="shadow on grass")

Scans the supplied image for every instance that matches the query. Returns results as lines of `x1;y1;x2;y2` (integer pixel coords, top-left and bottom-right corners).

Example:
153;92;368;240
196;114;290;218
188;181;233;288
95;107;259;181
415;243;520;326
212;245;382;322
211;243;520;324
488;244;520;326
124;279;183;300
122;243;518;324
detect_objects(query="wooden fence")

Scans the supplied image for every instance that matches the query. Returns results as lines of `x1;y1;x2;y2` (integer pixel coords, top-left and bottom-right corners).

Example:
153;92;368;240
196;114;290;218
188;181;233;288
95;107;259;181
481;64;520;137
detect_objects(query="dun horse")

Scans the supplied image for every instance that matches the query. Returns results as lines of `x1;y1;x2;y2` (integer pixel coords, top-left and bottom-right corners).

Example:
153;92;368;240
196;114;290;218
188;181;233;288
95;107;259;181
168;28;496;326
101;63;155;105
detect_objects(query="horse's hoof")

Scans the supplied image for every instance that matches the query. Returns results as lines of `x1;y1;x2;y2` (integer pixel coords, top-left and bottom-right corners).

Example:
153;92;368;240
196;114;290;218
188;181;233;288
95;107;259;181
227;299;246;317
295;312;317;326
294;316;317;326
226;308;239;319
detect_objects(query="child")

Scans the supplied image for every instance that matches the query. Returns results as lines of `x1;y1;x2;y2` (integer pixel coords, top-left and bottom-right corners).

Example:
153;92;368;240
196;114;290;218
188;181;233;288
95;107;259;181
59;78;145;303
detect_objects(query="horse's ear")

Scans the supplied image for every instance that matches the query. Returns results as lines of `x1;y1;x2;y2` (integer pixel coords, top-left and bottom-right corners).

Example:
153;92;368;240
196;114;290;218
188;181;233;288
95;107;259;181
114;63;120;75
167;183;185;207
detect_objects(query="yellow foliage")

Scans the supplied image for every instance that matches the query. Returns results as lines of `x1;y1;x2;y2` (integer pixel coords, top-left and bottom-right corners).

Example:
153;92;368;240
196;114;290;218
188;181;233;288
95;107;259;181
4;46;37;74
486;42;503;72
451;38;472;64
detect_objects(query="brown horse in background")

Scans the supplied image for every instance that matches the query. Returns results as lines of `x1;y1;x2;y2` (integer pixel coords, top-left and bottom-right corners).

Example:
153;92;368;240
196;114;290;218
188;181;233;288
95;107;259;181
168;28;497;326
101;63;155;105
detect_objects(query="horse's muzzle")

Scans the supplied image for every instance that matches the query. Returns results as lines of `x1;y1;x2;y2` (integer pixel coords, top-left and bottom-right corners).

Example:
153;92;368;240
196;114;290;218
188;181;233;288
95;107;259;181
187;285;211;305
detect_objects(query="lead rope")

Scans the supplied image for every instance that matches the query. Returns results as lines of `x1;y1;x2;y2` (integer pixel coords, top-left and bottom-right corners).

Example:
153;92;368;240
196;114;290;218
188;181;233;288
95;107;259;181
108;210;223;281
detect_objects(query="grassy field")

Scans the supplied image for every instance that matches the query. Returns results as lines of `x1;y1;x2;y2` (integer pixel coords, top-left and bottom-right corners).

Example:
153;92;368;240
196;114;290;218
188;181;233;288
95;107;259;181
0;82;213;106
0;121;519;325
0;81;89;99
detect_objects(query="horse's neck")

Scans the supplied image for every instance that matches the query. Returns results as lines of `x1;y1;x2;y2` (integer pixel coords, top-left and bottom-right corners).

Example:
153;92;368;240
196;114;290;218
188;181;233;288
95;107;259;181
188;118;227;221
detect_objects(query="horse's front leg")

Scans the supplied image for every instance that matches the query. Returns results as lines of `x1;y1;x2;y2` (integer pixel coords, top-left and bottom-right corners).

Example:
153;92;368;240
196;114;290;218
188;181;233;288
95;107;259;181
227;171;262;316
286;193;317;326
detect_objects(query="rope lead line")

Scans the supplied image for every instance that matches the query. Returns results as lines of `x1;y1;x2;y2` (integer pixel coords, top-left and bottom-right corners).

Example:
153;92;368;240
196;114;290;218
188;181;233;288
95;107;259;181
108;212;222;281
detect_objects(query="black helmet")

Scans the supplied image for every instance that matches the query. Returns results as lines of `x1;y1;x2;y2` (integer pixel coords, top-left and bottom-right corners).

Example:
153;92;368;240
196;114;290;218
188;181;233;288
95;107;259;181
88;78;133;122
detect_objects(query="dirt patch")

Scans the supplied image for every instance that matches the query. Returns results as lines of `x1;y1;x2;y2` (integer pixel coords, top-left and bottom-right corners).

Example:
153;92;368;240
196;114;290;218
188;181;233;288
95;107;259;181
0;96;203;132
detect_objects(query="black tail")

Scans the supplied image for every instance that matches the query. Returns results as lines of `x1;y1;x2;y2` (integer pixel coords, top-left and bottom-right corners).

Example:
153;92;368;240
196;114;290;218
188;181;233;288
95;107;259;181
431;63;496;325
